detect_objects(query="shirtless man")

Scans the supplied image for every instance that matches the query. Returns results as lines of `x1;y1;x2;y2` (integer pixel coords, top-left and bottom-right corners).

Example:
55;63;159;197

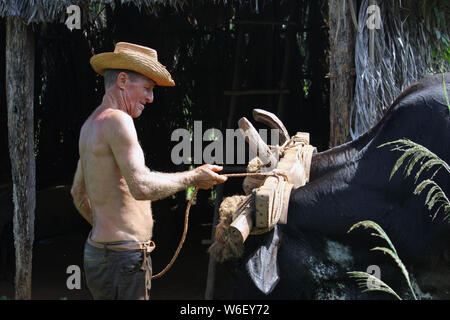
70;42;227;300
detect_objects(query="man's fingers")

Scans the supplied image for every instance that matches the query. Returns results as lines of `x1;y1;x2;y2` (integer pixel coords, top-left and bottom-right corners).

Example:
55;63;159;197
194;164;227;189
208;168;227;183
205;170;227;184
216;174;227;183
207;165;223;172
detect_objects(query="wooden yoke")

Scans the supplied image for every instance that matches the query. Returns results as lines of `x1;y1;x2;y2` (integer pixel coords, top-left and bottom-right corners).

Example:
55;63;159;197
252;132;315;233
209;109;316;262
252;108;290;145
238;117;278;170
238;112;317;236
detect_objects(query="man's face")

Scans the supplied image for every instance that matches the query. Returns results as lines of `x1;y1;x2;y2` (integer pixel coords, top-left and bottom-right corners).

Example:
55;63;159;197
120;73;156;118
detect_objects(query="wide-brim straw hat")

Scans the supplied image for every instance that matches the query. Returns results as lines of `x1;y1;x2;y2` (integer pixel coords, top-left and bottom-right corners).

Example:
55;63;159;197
90;42;175;86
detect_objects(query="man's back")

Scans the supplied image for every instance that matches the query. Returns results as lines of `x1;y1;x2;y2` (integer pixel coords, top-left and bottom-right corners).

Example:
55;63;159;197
79;107;153;242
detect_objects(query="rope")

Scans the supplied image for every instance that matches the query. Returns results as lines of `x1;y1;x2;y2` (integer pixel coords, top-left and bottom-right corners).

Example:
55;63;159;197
151;170;281;280
152;137;316;278
152;187;199;279
222;172;275;178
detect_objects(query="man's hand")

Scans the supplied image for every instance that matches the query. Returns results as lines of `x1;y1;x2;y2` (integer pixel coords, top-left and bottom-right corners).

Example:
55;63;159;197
193;164;228;190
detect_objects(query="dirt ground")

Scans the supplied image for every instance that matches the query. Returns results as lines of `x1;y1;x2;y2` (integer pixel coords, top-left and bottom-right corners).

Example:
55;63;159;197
0;202;233;300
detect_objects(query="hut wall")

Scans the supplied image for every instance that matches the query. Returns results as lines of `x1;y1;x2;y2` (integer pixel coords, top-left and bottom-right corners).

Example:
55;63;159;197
351;0;450;138
0;18;10;185
0;1;331;299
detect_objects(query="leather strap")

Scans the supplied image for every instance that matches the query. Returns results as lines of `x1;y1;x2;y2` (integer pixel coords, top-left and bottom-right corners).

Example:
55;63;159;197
87;233;156;253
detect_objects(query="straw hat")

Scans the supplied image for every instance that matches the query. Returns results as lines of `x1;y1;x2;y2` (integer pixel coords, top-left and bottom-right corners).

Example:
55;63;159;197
90;42;175;86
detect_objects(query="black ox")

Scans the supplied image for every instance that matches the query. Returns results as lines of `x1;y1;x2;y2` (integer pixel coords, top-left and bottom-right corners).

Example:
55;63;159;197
228;73;450;299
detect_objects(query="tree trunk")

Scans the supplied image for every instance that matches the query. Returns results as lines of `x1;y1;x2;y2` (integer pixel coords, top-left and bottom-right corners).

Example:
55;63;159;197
328;0;356;147
6;17;36;300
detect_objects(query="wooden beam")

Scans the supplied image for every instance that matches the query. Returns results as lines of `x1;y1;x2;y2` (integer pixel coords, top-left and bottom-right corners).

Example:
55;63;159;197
229;204;253;243
328;0;356;147
225;28;244;129
224;89;290;96
5;17;36;300
277;0;298;121
233;20;297;27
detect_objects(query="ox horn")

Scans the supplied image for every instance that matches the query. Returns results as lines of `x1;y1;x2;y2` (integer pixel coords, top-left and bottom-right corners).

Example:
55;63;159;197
238;117;278;169
252;108;290;145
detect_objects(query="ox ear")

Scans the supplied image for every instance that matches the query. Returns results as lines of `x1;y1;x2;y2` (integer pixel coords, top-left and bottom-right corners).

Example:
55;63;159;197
245;225;282;295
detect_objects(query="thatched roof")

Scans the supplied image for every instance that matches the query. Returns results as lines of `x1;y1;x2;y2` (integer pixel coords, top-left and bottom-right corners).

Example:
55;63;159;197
0;0;189;24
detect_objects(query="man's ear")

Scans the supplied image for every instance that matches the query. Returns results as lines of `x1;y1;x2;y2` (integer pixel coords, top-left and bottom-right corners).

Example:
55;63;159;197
116;72;128;90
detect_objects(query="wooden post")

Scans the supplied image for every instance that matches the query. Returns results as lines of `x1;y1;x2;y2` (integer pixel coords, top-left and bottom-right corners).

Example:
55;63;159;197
204;26;245;301
226;28;244;130
5;17;36;300
328;0;356;147
276;0;298;121
204;184;224;300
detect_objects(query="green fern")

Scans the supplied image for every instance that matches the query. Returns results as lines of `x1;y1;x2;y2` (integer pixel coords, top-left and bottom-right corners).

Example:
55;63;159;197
414;179;450;222
347;220;417;300
347;271;402;300
378;139;449;222
379;139;449;182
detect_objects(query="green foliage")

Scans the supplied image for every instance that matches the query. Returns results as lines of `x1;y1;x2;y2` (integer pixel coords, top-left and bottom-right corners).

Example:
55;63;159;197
347;271;402;300
379;139;449;182
414;179;450;222
442;73;450;114
347;220;417;300
186;186;197;203
378;139;450;222
425;0;450;70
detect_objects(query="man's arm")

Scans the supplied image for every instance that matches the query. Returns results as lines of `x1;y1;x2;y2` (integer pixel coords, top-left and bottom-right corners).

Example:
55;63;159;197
70;159;93;225
104;112;227;201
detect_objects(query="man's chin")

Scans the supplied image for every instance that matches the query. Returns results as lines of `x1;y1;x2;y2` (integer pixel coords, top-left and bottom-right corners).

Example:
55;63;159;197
132;109;143;118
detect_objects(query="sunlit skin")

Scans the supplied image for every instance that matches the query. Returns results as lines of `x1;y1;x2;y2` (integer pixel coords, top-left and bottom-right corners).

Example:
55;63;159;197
111;72;155;118
71;72;227;242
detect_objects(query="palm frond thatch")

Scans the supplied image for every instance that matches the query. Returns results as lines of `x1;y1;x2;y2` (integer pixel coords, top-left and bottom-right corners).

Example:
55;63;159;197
351;0;450;138
0;0;188;23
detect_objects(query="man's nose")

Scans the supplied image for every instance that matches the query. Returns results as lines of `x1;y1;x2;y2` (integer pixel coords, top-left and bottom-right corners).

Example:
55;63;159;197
146;91;154;103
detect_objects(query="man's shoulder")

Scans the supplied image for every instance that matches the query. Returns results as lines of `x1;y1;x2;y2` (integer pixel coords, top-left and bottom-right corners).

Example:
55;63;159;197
101;109;137;143
101;109;135;132
102;108;132;123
